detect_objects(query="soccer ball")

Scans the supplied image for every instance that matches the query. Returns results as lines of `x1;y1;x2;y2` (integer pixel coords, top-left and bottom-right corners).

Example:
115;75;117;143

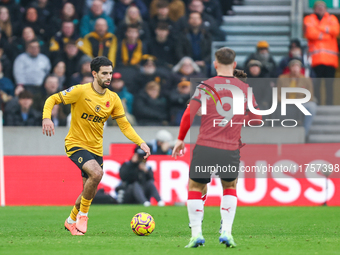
130;212;155;236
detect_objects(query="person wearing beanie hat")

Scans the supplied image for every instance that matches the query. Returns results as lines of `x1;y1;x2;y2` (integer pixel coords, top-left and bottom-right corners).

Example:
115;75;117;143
304;0;339;105
169;80;191;125
147;129;174;155
244;40;277;78
277;57;317;137
245;59;272;111
132;54;170;95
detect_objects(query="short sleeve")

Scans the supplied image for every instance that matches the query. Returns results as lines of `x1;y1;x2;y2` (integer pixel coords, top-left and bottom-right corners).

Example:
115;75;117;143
58;85;82;105
191;84;203;104
111;96;126;120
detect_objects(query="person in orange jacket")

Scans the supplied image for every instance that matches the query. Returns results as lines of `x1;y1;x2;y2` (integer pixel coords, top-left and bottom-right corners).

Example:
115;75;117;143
303;1;339;105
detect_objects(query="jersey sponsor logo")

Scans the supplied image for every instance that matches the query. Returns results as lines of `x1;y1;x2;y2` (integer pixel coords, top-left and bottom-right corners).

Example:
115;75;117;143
66;86;74;92
85;98;92;102
106;101;110;107
95;105;101;112
81;112;104;123
78;157;83;163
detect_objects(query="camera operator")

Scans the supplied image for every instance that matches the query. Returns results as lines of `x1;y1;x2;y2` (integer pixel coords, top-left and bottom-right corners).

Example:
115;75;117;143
117;146;164;206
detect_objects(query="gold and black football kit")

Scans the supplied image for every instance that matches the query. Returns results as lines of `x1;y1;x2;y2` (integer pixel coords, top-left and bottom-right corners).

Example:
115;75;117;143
43;82;144;162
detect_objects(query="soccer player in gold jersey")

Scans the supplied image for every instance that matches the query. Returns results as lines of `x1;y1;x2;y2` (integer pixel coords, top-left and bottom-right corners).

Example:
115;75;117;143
42;56;150;235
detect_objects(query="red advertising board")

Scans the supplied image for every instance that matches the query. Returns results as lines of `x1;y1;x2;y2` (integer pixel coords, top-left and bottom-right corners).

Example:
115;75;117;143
1;143;340;206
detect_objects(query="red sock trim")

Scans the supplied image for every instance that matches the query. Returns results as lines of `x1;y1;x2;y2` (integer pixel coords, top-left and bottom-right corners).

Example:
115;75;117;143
201;194;207;202
223;189;237;197
188;191;202;200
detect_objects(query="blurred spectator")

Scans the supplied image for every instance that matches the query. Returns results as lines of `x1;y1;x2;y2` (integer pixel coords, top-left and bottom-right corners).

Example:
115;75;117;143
150;0;185;22
149;0;178;39
51;60;66;90
149;129;173;154
18;6;48;41
277;39;307;77
202;0;222;26
84;0;114;17
133;81;168;125
110;72;134;114
34;0;60;39
0;0;21;26
33;74;59;111
147;22;177;69
132;54;170;95
245;60;272;111
13;38;51;93
5;90;41;126
116;5;151;43
0;41;12;79
178;0;224;41
0;61;14;97
54;40;84;88
47;0;84;20
244;41;277;78
277;59;317;137
79;18;118;66
117;146;163;206
218;0;234;15
116;24;146;67
171;57;204;87
176;12;211;72
80;73;93;84
70;55;92;85
80;0;115;37
49;21;79;53
60;2;79;25
169;80;190;125
10;27;48;61
0;6;13;42
113;0;148;26
304;1;339;105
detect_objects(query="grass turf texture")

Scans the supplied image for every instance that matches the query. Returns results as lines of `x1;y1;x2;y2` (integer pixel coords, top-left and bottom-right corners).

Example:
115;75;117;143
0;206;339;255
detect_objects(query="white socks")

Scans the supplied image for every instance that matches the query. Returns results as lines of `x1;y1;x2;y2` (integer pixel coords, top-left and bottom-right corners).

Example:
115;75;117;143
187;191;204;237
220;189;237;235
67;216;76;224
78;211;88;217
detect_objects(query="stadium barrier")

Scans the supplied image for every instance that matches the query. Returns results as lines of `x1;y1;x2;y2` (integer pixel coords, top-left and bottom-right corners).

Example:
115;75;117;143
1;143;340;206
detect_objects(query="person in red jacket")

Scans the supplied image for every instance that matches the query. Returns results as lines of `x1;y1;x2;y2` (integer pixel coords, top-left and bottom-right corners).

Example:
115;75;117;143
303;1;340;105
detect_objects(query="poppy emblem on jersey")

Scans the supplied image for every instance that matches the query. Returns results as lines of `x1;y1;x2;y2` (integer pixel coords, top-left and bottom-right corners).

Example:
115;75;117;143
95;105;101;112
197;82;222;106
78;157;83;163
106;101;110;107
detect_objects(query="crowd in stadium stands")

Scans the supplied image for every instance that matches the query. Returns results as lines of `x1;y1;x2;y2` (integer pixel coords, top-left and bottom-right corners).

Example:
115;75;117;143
0;0;338;138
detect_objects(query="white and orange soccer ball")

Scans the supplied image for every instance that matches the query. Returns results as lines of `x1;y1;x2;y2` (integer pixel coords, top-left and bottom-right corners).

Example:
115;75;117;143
130;212;155;236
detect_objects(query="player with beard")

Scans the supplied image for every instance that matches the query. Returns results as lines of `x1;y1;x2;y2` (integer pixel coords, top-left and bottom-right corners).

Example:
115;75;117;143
42;56;150;235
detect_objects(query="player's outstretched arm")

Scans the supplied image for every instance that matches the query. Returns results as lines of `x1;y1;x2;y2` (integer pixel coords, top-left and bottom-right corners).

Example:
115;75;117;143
116;116;150;158
42;94;62;136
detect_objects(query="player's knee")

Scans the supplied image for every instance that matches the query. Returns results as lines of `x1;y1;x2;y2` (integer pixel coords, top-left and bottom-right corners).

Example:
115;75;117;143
91;169;103;183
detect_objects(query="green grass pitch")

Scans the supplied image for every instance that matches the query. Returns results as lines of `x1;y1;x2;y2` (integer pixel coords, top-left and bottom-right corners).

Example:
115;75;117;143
0;206;339;255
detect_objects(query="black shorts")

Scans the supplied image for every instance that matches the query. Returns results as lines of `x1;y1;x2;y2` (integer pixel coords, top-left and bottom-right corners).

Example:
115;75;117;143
189;145;240;184
68;147;103;178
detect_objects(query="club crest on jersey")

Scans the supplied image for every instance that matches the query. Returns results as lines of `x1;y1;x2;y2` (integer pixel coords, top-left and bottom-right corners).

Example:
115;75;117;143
78;157;83;163
106;101;110;107
95;105;101;112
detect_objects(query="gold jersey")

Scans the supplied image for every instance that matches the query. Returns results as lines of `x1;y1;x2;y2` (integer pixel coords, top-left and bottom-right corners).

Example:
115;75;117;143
43;83;144;156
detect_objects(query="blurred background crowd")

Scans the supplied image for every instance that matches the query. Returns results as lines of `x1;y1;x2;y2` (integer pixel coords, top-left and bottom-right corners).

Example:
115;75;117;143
0;0;338;140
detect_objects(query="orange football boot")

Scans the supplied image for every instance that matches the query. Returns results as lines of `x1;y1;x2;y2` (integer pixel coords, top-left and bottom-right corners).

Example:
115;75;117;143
64;219;84;235
76;214;88;233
